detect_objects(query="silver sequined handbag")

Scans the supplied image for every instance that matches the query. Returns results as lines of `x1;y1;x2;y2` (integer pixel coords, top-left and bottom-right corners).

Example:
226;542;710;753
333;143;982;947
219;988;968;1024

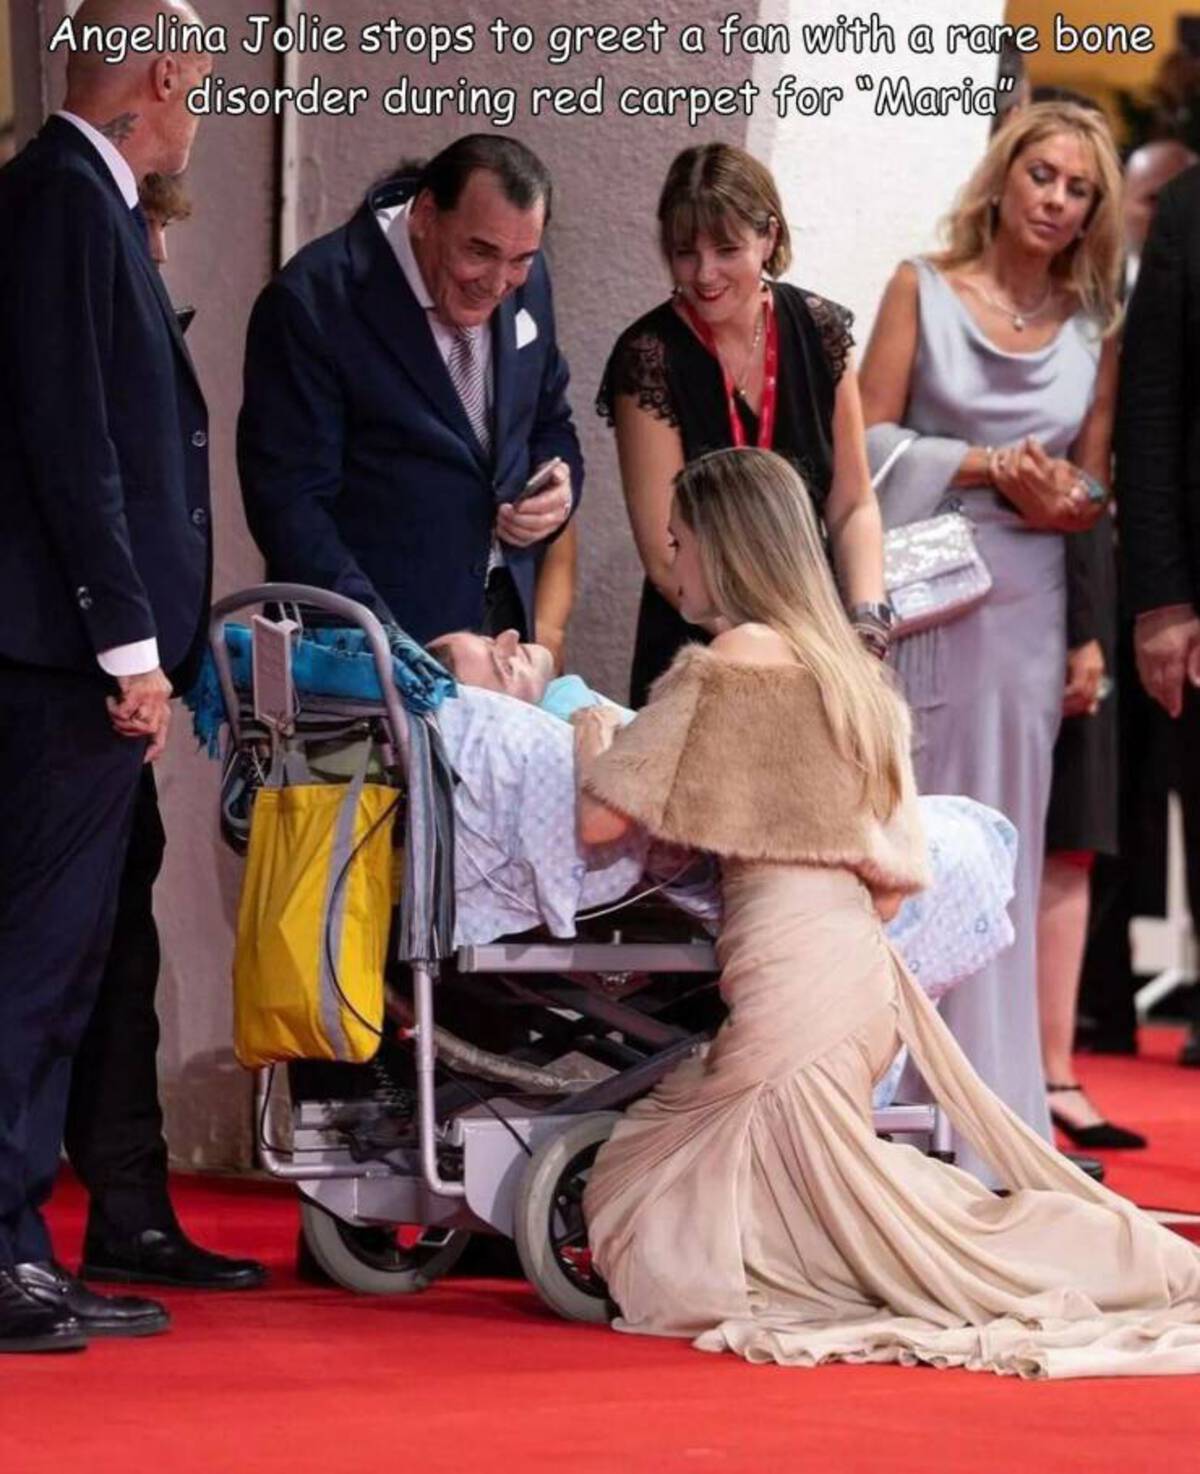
874;438;993;639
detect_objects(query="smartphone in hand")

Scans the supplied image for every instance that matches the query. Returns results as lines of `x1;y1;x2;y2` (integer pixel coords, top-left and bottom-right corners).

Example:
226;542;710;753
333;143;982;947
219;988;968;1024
512;458;563;505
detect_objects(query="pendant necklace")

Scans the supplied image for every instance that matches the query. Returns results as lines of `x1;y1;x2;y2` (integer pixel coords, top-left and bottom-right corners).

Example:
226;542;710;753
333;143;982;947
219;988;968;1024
730;294;766;399
967;277;1054;332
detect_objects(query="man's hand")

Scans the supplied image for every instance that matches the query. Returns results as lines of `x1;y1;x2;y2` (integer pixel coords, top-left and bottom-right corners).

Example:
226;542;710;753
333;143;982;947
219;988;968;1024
106;667;173;762
1063;639;1106;718
1135;605;1200;718
496;460;572;549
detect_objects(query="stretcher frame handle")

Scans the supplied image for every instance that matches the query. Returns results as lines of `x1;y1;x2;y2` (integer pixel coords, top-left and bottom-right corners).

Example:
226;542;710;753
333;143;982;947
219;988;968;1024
207;583;412;768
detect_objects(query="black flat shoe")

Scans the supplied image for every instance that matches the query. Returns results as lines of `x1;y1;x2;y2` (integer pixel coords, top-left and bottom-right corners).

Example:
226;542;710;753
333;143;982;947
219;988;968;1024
13;1260;169;1337
0;1267;87;1353
82;1227;266;1291
1047;1083;1147;1150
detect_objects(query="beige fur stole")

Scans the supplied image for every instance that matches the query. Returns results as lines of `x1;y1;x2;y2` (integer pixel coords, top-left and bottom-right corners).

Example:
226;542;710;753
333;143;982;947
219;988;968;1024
583;644;930;894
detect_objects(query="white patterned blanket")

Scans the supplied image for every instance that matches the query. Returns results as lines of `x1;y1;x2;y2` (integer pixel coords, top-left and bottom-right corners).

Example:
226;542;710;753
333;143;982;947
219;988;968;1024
435;688;1016;1006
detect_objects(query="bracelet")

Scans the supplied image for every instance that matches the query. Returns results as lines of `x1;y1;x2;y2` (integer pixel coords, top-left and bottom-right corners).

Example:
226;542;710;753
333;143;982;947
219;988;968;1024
984;446;998;486
851;612;892;660
855;625;891;660
1073;470;1109;506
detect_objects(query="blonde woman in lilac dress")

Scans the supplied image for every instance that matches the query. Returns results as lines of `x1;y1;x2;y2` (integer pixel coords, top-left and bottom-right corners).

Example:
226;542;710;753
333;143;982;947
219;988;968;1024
860;103;1123;1181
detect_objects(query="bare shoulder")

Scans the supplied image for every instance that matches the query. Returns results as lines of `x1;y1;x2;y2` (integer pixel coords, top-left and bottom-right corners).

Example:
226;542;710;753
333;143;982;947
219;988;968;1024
881;260;921;309
860;262;921;420
708;623;796;666
893;259;921;291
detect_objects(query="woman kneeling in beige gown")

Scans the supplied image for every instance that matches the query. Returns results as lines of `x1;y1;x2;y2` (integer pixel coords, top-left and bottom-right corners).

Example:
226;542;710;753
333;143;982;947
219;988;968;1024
575;446;1200;1379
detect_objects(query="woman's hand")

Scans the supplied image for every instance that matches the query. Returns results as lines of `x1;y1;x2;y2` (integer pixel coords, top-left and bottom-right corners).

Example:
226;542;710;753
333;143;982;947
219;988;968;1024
1063;639;1106;717
991;440;1103;532
872;888;905;923
572;707;632;845
570;705;625;763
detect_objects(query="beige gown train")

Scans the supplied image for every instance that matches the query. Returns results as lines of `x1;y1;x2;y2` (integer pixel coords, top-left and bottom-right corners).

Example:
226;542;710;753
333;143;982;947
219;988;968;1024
580;647;1200;1380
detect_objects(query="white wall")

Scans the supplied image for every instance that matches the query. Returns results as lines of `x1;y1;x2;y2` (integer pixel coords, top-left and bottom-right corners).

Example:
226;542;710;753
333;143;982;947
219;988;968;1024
748;0;1005;346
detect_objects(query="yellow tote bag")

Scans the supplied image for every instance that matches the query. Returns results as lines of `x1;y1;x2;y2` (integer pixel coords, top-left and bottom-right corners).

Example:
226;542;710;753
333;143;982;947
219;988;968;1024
232;752;399;1069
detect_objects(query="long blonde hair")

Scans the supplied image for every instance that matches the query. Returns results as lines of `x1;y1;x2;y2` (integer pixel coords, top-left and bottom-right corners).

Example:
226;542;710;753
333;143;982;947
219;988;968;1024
933;101;1124;332
673;448;905;819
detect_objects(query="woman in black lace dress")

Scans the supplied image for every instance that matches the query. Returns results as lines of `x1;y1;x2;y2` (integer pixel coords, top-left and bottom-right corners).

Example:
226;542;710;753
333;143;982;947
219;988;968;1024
597;143;888;705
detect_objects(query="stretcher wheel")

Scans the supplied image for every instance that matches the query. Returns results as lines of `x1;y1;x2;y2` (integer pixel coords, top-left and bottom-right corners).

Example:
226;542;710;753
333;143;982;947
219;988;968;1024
514;1112;618;1324
299;1201;470;1295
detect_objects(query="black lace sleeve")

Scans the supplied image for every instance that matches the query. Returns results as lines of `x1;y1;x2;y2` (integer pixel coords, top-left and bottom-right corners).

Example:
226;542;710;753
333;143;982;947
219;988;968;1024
803;293;855;386
596;328;679;427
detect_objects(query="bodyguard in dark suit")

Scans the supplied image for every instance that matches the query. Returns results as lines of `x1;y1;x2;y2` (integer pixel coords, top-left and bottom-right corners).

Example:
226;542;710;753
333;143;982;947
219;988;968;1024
0;0;213;1352
238;134;583;645
62;179;264;1295
1118;162;1200;1067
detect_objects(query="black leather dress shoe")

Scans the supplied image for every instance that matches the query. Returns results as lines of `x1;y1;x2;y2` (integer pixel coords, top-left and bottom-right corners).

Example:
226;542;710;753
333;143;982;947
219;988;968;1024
82;1227;267;1290
13;1261;169;1337
0;1267;87;1353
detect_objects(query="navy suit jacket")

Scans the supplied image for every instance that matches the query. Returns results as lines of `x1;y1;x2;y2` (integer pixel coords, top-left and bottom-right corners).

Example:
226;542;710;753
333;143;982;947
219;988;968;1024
0;118;211;678
237;177;583;644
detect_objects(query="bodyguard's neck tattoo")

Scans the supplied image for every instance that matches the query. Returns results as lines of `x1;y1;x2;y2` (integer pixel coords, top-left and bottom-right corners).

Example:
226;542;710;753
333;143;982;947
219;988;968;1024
99;112;139;144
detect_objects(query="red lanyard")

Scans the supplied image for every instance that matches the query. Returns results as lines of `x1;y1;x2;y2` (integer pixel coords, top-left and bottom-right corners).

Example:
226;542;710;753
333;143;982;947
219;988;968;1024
677;288;779;449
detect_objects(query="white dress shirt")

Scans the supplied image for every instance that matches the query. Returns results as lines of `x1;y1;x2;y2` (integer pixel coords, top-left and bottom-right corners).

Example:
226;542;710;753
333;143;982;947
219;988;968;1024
56;110;159;679
376;198;502;572
375;199;494;408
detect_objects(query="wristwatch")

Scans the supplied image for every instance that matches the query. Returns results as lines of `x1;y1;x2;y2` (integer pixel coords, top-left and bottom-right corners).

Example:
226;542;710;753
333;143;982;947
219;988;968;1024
849;601;896;633
849;601;895;659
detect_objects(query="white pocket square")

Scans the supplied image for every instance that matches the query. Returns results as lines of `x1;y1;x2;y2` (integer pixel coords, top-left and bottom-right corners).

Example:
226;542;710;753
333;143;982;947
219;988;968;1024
515;308;538;349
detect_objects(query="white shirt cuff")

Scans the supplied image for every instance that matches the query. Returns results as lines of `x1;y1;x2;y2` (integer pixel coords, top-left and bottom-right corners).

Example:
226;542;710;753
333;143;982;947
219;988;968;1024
97;639;160;678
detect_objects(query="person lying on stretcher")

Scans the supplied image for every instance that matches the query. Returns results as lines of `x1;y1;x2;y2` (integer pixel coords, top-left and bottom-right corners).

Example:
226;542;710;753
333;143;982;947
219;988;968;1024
428;629;628;726
426;630;1019;1011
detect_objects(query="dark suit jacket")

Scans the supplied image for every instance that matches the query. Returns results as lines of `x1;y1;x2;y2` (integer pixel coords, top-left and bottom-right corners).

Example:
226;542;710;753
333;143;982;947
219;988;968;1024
237;176;583;644
0;117;211;678
1118;164;1200;617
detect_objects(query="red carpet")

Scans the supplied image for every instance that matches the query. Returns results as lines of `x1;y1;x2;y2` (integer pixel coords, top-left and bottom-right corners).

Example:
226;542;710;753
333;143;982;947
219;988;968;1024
1070;1027;1200;1213
0;1031;1196;1474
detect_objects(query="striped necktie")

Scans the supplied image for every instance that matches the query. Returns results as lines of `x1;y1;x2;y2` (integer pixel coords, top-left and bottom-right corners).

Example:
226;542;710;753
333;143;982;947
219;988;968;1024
447;326;491;457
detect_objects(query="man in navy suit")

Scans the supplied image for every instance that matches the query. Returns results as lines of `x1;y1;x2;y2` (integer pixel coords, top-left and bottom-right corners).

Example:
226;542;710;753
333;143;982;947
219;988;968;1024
238;134;583;645
0;0;213;1352
62;173;266;1297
